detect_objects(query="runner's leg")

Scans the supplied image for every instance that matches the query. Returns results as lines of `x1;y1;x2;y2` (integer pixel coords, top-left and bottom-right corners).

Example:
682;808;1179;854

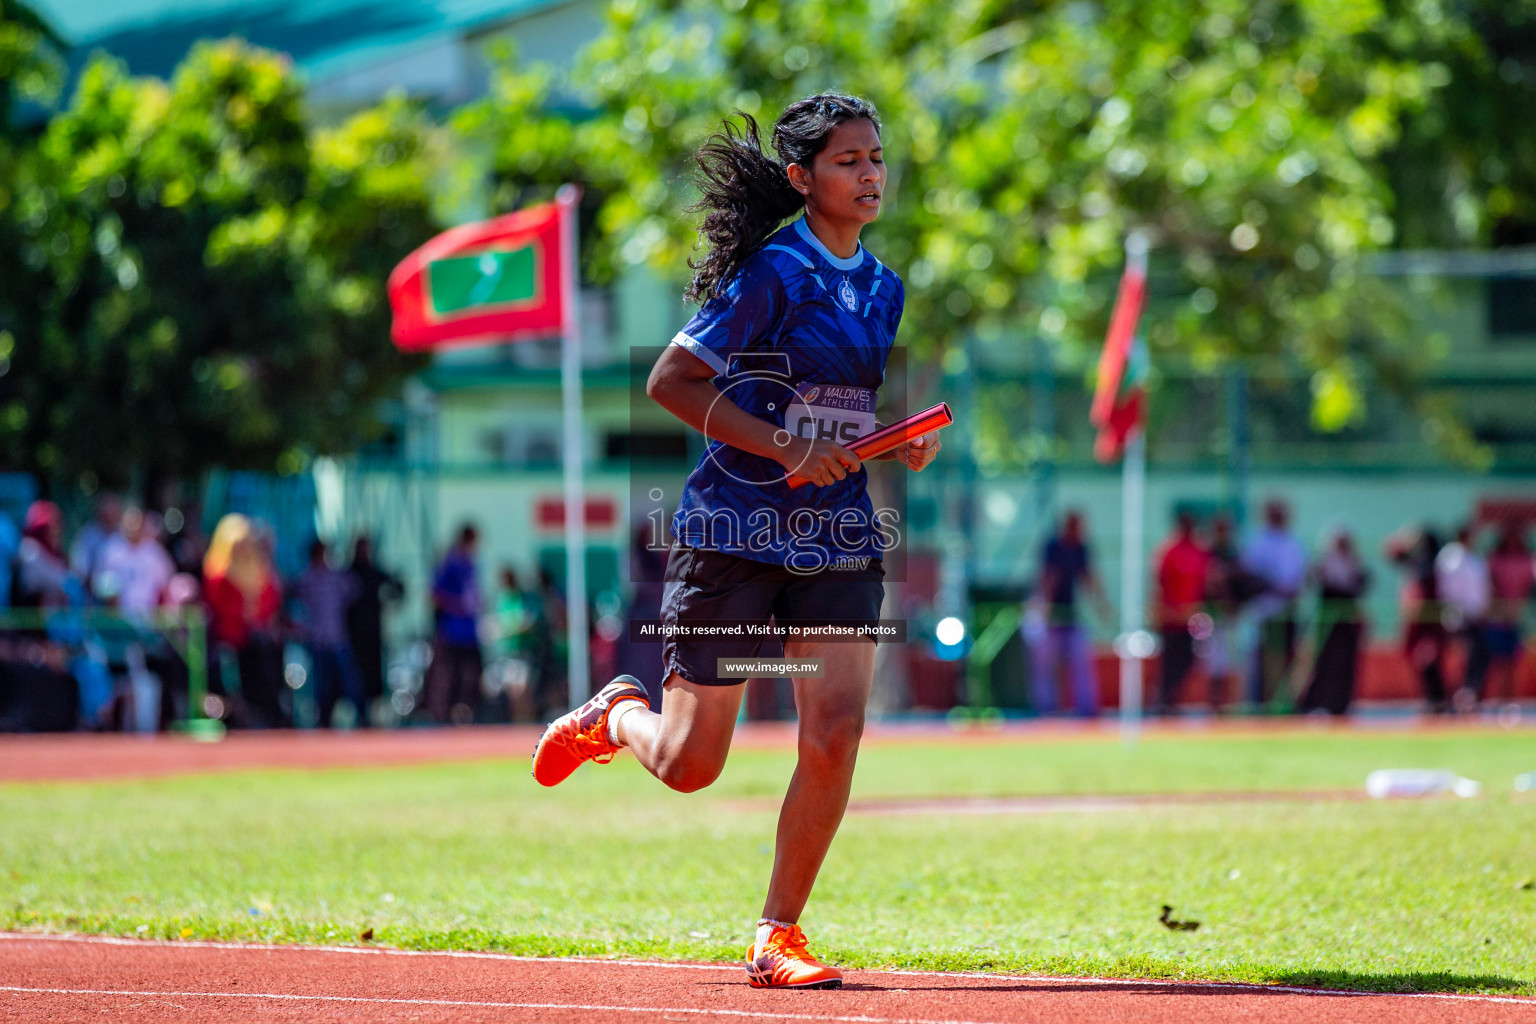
617;672;744;793
760;637;875;923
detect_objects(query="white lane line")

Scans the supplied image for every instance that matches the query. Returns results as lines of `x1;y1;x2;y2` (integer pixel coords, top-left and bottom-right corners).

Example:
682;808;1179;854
0;986;1007;1024
0;931;738;971
2;932;1532;1006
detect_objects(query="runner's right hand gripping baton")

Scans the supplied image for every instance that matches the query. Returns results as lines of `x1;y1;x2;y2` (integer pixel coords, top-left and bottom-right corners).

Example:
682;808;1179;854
786;402;954;489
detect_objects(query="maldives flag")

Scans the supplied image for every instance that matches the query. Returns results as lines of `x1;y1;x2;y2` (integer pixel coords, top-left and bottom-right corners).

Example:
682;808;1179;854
388;199;568;350
1090;240;1149;463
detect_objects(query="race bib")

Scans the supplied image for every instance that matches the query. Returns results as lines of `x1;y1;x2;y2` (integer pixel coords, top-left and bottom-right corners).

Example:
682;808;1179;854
786;383;876;446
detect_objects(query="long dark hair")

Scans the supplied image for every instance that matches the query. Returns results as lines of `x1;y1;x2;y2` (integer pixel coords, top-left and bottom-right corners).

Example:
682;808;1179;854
686;93;881;303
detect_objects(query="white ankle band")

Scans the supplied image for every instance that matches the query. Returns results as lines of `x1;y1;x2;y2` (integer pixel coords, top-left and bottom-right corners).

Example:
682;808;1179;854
607;699;643;745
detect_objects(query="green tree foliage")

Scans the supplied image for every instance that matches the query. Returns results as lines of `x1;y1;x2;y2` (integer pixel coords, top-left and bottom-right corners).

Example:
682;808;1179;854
0;0;62;136
3;0;1531;487
0;0;62;475
1381;0;1536;248
461;0;1531;458
0;41;436;488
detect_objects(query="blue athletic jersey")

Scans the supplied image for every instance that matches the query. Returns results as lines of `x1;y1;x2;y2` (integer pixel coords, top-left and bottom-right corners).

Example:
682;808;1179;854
668;218;905;572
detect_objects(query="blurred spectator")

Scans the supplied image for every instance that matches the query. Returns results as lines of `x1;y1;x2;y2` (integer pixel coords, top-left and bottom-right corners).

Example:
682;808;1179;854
613;522;669;709
495;566;540;721
1199;515;1249;710
1435;523;1490;709
1385;526;1448;713
1152;512;1208;715
0;507;18;610
203;514;287;728
1299;529;1370;715
95;507;175;620
292;539;363;729
346;535;403;721
15;501;76;609
96;509;180;734
535;566;569;717
163;573;201;610
168;519;208;577
145;567;201;730
69;493;122;601
426;523;483;724
15;501;109;727
1484;523;1535;704
1241;499;1306;708
1026;510;1110;717
253;521;281;586
91;507;176;731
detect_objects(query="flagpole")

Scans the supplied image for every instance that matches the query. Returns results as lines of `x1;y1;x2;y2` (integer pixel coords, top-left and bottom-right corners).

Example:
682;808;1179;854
1118;231;1149;747
557;184;591;709
1119;428;1146;745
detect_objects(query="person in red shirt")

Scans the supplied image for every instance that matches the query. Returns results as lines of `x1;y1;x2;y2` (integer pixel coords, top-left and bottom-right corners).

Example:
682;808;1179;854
203;514;285;727
1153;512;1209;715
1485;522;1535;704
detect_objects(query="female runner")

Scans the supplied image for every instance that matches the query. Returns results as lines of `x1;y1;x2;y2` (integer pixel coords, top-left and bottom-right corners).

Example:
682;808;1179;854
532;93;940;989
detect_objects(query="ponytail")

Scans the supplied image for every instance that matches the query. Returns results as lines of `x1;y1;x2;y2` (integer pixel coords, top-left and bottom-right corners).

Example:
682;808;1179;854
686;94;881;303
685;114;803;303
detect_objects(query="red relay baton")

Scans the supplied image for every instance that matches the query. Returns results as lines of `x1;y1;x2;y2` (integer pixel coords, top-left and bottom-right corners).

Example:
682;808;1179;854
786;402;953;489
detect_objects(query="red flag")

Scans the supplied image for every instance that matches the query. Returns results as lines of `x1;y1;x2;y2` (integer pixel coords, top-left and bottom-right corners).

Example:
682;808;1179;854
388;199;568;350
1090;240;1149;463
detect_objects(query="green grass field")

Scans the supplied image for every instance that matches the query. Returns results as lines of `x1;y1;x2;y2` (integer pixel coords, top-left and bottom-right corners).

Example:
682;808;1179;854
3;728;1535;995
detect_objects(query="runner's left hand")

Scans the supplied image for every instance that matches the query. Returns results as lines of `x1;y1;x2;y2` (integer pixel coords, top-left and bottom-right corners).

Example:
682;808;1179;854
894;432;941;471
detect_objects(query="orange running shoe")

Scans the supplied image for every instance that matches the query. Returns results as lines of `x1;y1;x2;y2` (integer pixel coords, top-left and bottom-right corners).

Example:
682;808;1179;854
744;923;843;989
531;676;649;787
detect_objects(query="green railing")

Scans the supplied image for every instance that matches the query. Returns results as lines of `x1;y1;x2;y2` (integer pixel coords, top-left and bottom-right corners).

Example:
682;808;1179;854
0;607;223;740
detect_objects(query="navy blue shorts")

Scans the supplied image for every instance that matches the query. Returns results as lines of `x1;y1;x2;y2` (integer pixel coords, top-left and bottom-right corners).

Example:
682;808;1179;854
659;543;886;686
1486;623;1521;659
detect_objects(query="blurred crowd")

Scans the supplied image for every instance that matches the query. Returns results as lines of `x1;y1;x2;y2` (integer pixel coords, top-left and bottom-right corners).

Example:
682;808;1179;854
0;495;593;732
5;489;1533;732
414;521;665;727
0;495;408;731
196;514;405;730
420;522;577;727
1026;499;1536;718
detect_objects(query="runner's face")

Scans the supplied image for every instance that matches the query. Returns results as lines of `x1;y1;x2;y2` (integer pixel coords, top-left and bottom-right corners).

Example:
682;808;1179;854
803;119;885;226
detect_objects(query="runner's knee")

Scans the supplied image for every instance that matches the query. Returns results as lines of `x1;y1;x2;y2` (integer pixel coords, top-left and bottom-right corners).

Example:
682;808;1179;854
653;747;725;793
654;752;724;792
798;710;865;768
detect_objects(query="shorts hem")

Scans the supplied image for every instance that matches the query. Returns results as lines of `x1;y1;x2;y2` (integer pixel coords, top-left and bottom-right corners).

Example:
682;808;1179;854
663;654;742;688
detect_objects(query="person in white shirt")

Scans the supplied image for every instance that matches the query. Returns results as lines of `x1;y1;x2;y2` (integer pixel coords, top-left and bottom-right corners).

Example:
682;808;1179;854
95;508;175;620
70;493;122;602
1434;523;1490;707
93;508;178;732
1240;499;1308;708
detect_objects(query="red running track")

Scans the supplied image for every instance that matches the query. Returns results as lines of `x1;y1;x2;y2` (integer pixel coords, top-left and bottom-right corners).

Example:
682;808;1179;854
2;934;1532;1024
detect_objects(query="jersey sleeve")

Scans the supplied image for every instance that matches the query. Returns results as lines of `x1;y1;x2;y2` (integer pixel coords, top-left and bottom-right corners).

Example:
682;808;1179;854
670;255;786;375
